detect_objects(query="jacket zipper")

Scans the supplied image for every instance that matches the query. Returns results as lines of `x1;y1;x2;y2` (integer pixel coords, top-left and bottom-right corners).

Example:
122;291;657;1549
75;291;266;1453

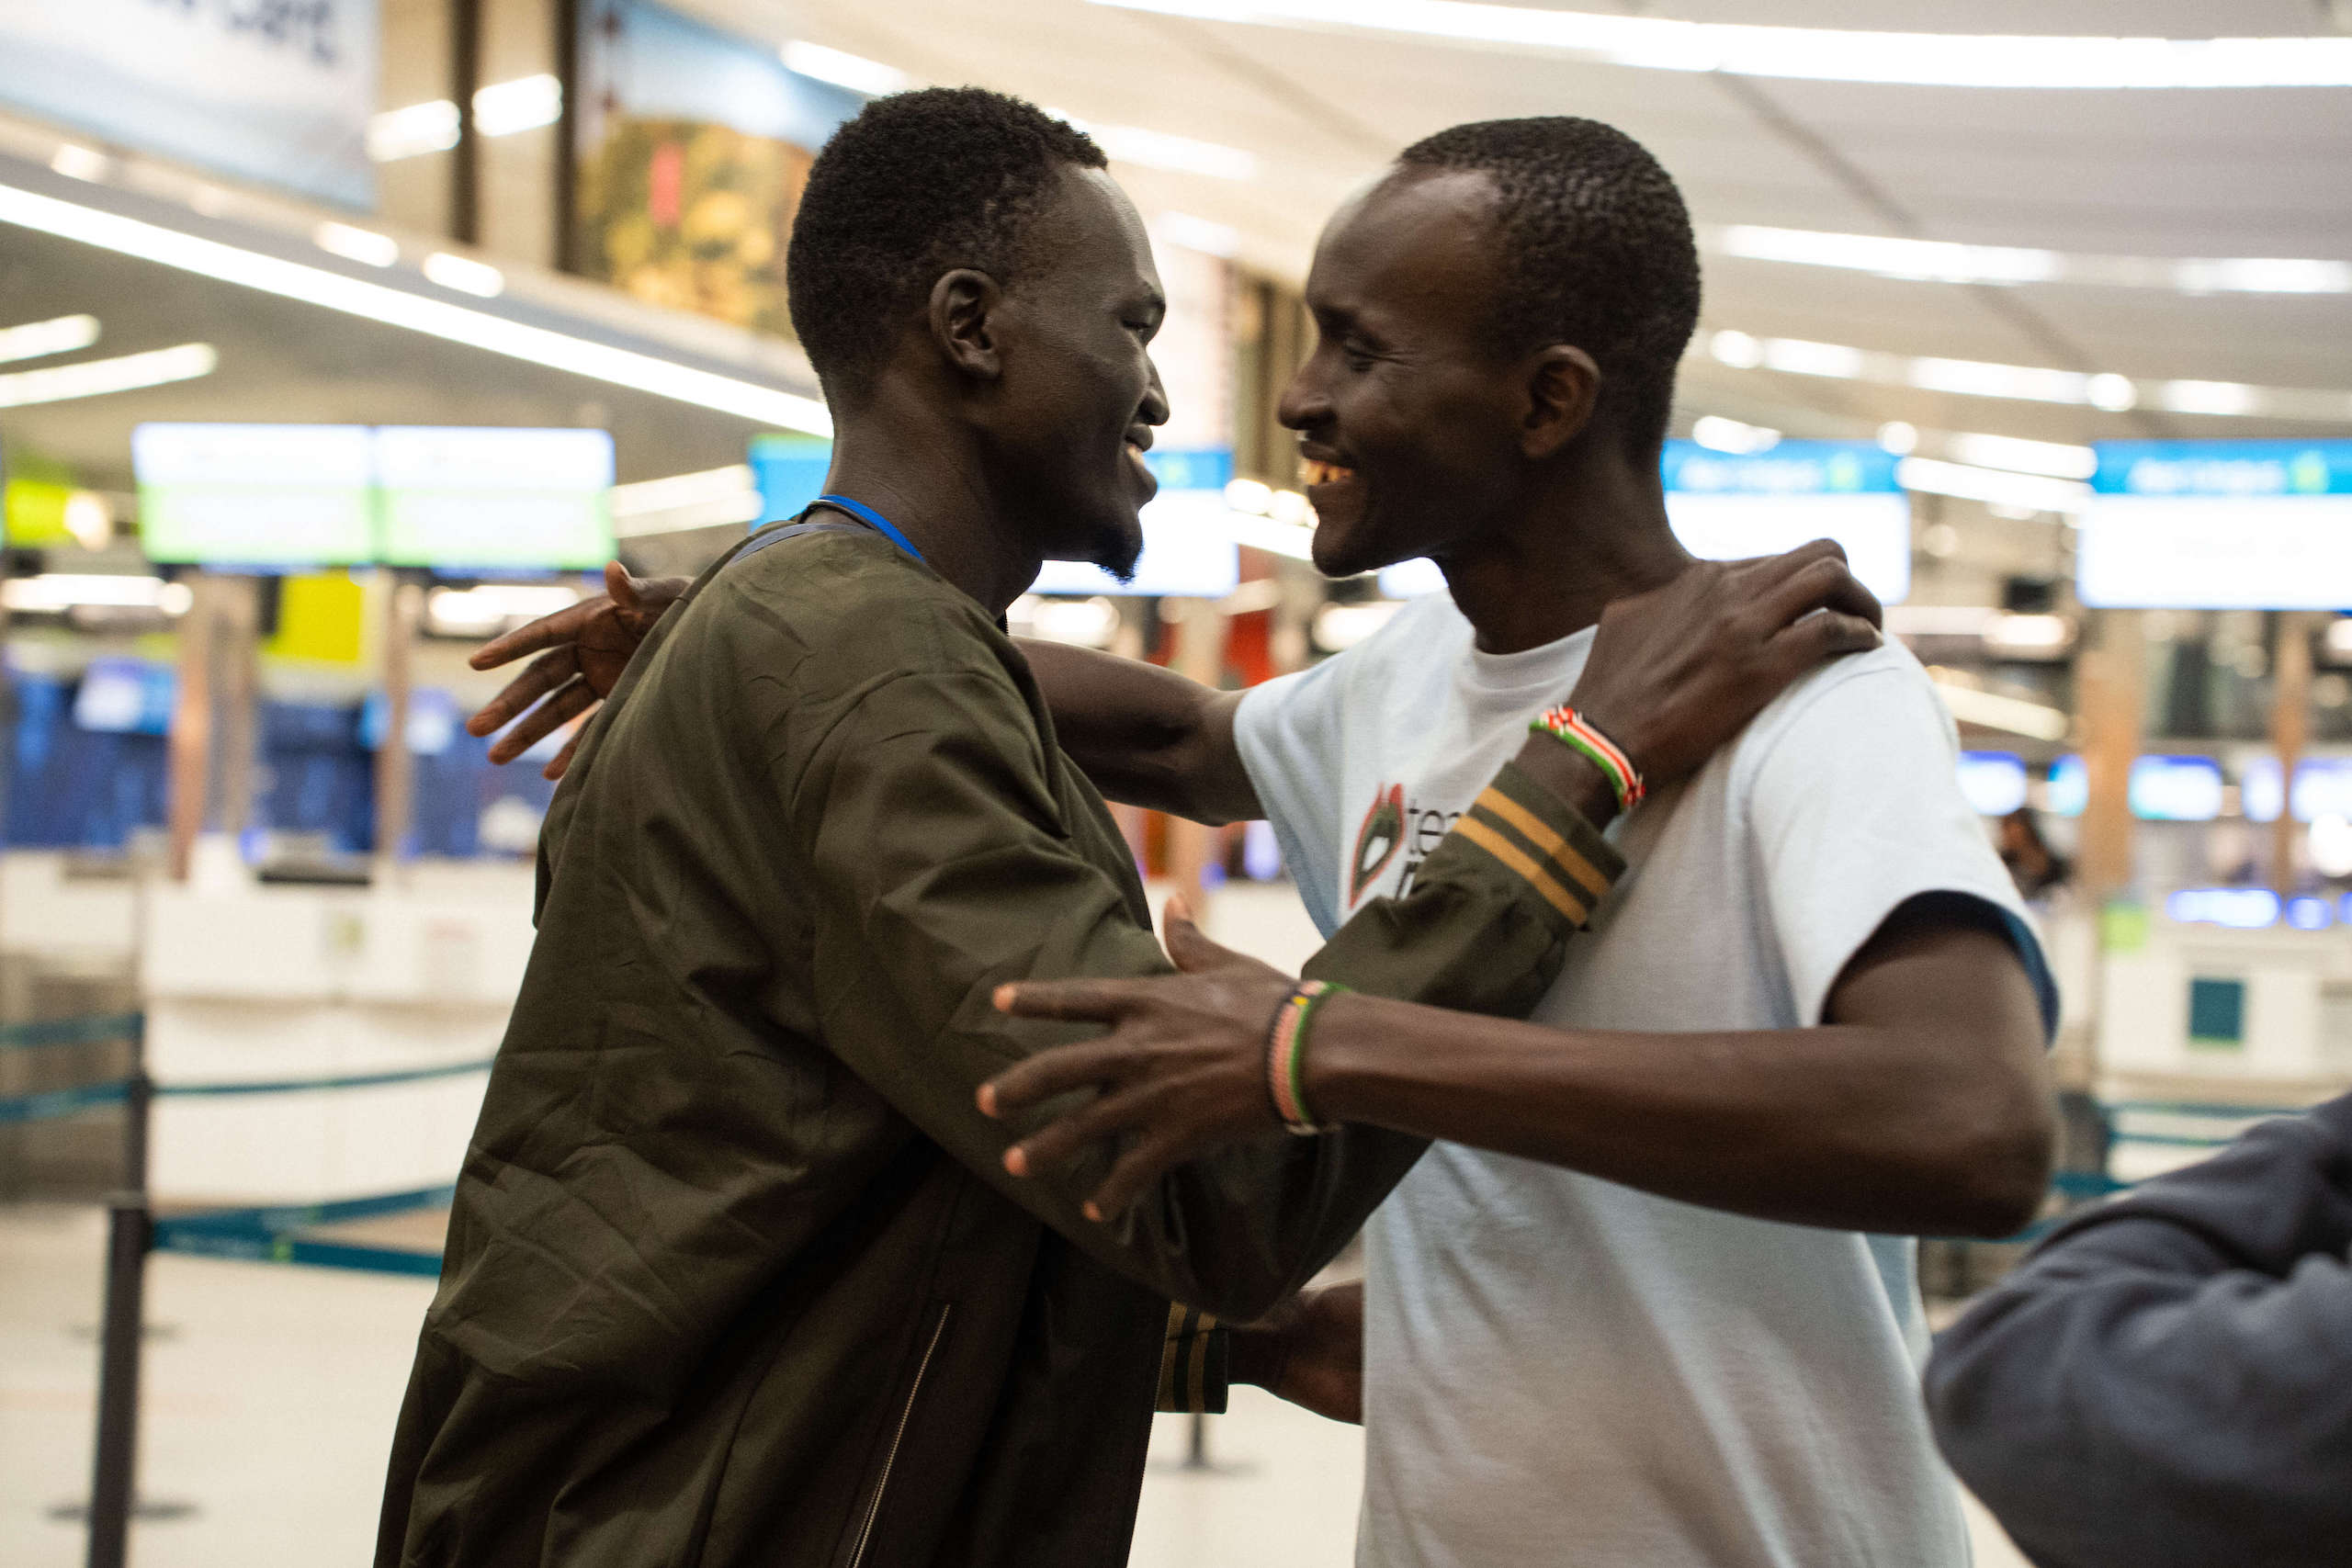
847;1303;952;1568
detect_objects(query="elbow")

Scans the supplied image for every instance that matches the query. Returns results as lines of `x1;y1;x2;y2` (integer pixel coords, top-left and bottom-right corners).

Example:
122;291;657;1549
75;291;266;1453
1938;1089;2059;1239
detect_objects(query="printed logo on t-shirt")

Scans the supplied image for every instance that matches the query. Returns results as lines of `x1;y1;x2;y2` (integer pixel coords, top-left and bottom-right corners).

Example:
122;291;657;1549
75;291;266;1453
1348;784;1464;908
1349;784;1405;906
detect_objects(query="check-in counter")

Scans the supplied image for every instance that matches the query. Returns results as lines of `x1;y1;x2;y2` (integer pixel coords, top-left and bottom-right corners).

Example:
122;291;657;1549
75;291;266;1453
140;867;536;1205
1;851;141;976
2097;902;2352;1179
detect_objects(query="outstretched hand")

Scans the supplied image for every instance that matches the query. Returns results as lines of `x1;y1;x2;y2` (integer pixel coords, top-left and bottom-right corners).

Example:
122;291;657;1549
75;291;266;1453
978;896;1301;1223
464;560;688;779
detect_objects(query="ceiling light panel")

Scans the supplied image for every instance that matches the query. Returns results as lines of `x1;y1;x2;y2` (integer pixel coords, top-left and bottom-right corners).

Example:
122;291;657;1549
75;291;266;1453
0;179;831;435
1712;226;2352;297
0;343;216;409
783;41;914;95
0;312;99;365
1698;329;2352;422
1087;0;2352;88
472;74;563;137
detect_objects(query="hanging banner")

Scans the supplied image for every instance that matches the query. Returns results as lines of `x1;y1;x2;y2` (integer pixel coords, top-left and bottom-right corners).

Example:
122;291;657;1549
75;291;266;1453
0;0;379;209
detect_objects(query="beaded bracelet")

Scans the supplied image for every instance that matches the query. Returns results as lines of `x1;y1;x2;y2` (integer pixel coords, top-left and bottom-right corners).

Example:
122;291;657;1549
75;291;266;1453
1529;705;1646;813
1264;979;1346;1135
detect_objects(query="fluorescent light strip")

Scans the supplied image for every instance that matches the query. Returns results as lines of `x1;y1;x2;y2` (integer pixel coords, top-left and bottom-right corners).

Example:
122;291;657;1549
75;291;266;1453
1714;225;2352;296
612;463;765;536
784;40;915;95
0;180;831;436
1084;121;1257;181
768;43;1256;183
1929;677;2071;741
1701;328;2352;421
423;251;504;298
314;221;399;267
1898;456;2090;514
1087;0;2352;89
2;574;176;611
0;343;216;409
369;76;567;164
472;74;563;137
0;312;99;365
1946;432;2097;479
611;463;760;517
1690;414;1779;454
368;100;461;162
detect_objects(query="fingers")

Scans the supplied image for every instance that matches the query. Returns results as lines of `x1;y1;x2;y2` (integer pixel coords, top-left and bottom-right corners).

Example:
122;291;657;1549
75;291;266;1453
1083;1133;1193;1223
542;723;587;782
605;559;639;612
1751;554;1883;636
468;599;600;671
1766;610;1882;678
992;976;1140;1024
978;1040;1128;1120
486;676;596;764
467;645;579;737
1161;899;1243;975
998;1079;1159;1180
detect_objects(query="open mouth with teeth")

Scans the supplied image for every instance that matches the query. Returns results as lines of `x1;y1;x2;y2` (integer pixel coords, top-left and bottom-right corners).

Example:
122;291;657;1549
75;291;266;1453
1301;457;1357;488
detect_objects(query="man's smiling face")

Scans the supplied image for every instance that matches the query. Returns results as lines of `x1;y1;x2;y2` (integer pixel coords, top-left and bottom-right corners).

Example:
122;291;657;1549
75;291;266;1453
1281;167;1535;581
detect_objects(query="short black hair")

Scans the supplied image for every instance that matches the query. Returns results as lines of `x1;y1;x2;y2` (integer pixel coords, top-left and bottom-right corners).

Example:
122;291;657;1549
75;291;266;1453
1396;118;1701;456
786;87;1107;401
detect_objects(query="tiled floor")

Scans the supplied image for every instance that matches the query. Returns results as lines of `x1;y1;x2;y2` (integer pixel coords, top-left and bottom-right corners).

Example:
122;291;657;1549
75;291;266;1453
1;1203;2029;1567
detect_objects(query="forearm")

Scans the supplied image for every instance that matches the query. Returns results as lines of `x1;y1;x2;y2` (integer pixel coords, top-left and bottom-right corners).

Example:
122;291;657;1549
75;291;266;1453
1306;1000;2046;1235
1015;637;1258;822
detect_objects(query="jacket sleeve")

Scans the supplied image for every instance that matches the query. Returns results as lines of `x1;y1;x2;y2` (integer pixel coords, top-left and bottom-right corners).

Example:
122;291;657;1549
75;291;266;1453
789;669;1621;1323
1923;1090;2352;1568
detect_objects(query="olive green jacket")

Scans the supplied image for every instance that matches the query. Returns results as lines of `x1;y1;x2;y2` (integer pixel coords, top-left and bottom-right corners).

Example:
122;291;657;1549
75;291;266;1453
376;522;1621;1568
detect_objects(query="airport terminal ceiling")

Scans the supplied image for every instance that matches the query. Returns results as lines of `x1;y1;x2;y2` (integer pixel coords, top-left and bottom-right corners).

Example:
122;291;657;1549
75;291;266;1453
749;0;2352;446
0;176;808;496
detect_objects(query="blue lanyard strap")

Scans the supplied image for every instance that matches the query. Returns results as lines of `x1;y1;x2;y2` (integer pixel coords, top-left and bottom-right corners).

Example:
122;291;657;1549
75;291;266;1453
813;493;926;565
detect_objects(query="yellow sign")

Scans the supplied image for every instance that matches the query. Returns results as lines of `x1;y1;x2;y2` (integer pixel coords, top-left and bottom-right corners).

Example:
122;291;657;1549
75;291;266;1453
4;479;74;547
266;571;368;665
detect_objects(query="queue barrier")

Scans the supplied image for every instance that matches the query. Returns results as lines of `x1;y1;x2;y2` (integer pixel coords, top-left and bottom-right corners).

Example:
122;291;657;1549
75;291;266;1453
18;1008;2325;1565
0;1053;494;1124
6;1011;474;1568
152;1184;454;1279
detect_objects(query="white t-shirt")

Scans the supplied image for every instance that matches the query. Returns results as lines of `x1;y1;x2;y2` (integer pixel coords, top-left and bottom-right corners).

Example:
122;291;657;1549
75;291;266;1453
1235;591;2052;1568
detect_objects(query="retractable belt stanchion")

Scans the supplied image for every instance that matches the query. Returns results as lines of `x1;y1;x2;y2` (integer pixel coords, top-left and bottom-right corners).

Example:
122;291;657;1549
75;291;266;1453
85;1016;151;1568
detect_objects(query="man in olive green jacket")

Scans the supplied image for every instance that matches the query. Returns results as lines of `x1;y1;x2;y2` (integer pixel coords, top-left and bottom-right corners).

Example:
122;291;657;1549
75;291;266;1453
388;90;1878;1568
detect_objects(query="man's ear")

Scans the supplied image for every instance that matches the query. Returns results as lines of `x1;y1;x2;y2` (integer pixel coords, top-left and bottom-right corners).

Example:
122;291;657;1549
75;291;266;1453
930;268;1005;382
1520;344;1600;459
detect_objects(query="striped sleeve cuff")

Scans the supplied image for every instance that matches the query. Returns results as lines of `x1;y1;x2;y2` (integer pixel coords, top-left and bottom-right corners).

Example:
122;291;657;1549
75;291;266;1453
1156;1303;1229;1414
1444;760;1625;930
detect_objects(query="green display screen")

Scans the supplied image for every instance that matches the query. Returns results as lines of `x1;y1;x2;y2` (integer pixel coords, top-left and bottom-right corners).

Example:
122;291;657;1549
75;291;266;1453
133;423;376;566
131;423;616;570
374;426;615;570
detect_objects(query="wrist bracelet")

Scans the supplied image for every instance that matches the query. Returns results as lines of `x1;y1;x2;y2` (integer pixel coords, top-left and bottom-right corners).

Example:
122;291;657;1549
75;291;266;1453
1529;705;1645;812
1264;980;1346;1135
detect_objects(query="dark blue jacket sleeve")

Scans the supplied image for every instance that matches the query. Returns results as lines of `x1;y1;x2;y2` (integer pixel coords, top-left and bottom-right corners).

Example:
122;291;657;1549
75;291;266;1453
1924;1091;2352;1568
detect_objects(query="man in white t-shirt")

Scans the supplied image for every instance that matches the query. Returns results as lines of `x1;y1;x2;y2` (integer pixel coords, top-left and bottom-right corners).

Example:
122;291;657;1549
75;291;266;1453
982;118;2057;1567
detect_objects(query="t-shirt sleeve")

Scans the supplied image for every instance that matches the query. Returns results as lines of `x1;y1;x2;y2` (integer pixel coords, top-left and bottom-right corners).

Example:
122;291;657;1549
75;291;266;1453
1234;656;1351;939
1740;655;2056;1033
